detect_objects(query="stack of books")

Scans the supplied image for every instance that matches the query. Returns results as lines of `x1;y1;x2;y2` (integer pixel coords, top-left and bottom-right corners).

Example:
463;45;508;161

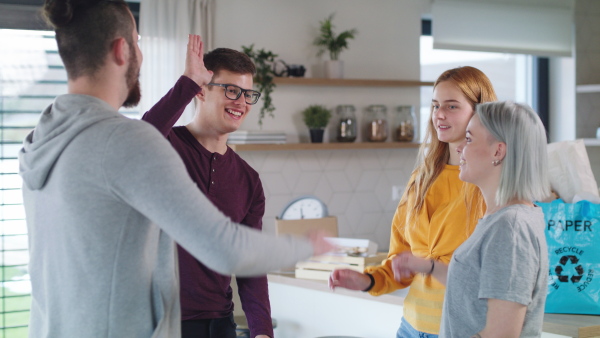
227;130;287;144
295;238;384;281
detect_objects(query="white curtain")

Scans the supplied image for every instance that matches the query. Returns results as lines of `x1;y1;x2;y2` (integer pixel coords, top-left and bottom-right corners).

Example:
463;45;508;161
139;0;215;124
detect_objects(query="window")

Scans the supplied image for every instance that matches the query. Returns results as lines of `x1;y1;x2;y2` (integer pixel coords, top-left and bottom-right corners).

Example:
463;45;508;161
0;28;139;337
419;35;534;141
0;28;52;338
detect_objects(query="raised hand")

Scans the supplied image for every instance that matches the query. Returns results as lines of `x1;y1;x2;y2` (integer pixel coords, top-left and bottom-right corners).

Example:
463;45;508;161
183;34;213;87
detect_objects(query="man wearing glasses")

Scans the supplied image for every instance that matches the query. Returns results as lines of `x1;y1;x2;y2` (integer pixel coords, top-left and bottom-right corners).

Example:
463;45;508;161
142;36;271;338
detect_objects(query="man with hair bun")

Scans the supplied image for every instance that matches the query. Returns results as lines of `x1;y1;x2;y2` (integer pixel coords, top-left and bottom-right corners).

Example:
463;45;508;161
19;1;331;337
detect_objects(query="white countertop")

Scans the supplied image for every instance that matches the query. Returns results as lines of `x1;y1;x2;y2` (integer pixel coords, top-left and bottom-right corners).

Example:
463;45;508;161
268;271;407;306
268;272;600;337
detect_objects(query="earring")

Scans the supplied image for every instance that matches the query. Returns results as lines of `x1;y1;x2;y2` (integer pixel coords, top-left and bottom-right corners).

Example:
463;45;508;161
492;159;502;166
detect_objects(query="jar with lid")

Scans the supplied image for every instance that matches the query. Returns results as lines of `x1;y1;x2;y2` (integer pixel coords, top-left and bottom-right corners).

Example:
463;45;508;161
364;105;388;142
393;105;416;142
336;105;357;142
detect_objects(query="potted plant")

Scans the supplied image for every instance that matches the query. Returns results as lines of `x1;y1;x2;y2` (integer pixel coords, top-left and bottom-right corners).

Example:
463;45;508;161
301;105;332;143
242;44;278;127
314;13;358;79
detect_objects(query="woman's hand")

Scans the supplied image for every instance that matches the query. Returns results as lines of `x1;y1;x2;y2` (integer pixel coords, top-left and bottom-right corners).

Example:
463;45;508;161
392;251;448;285
391;251;433;281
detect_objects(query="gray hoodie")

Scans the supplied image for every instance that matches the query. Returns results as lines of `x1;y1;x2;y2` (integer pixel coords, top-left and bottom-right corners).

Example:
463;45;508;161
19;94;312;338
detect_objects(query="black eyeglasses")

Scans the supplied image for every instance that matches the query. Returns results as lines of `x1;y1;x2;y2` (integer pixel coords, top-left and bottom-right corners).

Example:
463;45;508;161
207;83;261;105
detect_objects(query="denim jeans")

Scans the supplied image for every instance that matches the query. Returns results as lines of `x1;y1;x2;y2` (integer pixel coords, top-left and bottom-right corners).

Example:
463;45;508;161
396;317;439;338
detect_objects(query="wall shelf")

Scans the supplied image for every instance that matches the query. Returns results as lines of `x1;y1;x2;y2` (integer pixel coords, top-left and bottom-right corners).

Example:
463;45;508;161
228;142;420;152
583;138;600;146
576;84;600;93
273;77;434;87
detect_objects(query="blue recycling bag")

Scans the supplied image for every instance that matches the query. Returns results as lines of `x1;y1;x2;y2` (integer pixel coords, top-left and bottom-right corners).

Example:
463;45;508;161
537;199;600;315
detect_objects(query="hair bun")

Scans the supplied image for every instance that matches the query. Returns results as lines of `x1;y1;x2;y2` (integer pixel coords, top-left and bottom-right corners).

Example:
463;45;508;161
43;0;74;28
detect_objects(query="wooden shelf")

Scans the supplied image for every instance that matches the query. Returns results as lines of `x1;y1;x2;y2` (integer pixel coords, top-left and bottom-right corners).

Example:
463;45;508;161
542;313;600;337
228;142;420;152
273;77;434;87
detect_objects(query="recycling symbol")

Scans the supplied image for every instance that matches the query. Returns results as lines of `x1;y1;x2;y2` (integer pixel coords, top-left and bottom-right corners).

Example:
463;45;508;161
555;255;584;283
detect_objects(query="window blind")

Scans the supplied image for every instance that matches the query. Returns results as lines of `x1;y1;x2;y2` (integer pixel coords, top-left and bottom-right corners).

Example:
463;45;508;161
0;28;139;337
431;0;573;57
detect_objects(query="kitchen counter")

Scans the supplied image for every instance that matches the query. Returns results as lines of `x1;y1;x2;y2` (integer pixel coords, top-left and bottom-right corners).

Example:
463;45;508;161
267;272;406;337
267;272;600;338
268;271;407;305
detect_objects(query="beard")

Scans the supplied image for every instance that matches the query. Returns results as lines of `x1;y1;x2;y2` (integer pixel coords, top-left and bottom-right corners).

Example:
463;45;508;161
122;43;141;108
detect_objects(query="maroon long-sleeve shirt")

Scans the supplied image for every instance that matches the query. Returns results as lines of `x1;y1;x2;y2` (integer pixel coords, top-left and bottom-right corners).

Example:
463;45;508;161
142;76;272;338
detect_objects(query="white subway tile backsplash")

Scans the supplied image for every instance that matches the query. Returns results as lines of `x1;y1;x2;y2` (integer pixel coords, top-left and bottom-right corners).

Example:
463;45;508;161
358;212;386;231
280;157;301;189
293;172;323;194
356;170;382;192
261;152;289;173
325;151;352;170
375;174;400;212
316;150;333;169
342;160;364;187
357;150;386;170
295;152;323;171
325;171;354;193
261;172;291;195
355;192;382;213
327;192;354;216
313;176;333;204
238;148;417;251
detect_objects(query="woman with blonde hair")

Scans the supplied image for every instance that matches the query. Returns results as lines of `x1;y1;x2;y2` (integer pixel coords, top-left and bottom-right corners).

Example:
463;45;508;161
329;66;497;337
393;101;550;337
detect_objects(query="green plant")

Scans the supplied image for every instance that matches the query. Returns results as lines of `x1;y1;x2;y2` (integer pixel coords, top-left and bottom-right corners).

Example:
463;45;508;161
302;105;332;129
314;14;358;61
242;44;278;126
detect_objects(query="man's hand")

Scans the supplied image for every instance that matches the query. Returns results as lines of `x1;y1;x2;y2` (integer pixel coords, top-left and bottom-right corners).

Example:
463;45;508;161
183;34;213;87
306;230;335;256
328;269;371;291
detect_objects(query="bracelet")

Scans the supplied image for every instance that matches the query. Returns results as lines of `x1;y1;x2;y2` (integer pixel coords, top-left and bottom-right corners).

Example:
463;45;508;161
427;259;435;275
362;273;375;292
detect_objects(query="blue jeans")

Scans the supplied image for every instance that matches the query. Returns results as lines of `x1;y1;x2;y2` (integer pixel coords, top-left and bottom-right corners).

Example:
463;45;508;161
396;317;439;338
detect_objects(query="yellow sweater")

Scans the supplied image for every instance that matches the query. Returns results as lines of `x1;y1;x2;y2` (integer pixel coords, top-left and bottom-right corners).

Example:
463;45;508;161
365;165;484;334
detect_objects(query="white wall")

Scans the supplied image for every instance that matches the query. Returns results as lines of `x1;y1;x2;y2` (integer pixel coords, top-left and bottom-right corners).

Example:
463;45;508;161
549;57;576;143
213;0;429;142
207;0;429;249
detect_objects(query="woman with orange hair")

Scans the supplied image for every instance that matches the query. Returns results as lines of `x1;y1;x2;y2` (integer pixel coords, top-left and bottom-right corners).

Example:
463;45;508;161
329;66;497;337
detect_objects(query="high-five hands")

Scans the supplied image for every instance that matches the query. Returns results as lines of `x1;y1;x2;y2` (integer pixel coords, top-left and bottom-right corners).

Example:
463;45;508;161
183;34;213;87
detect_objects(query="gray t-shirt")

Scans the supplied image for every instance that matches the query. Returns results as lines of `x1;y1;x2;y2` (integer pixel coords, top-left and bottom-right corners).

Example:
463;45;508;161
440;204;548;337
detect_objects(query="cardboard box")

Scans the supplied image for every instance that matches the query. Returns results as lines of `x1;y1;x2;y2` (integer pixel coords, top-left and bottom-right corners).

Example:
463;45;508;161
274;216;338;272
275;216;338;237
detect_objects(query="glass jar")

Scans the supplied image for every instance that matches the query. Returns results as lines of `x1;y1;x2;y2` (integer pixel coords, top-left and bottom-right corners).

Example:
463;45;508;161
364;105;388;142
336;105;357;142
393;105;416;142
